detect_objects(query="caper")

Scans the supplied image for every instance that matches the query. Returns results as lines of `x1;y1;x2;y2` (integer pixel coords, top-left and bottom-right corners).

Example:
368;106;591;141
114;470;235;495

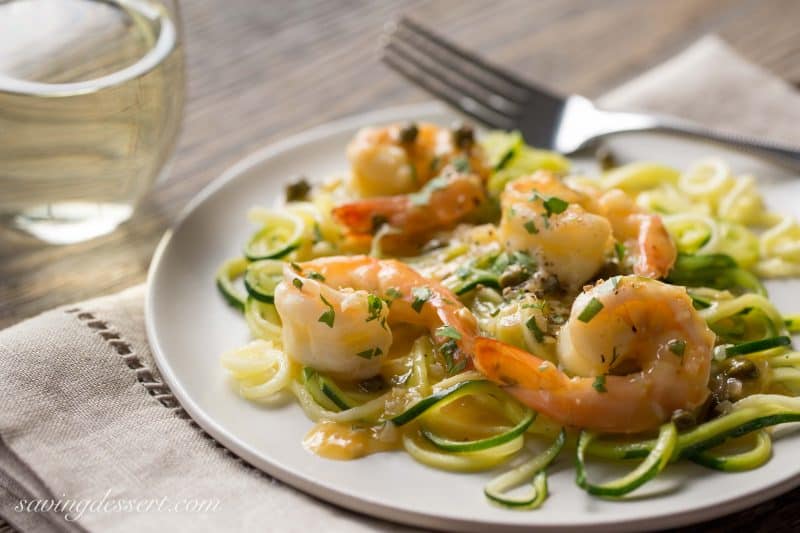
671;409;697;431
359;375;387;393
595;145;617;171
370;214;388;234
499;264;529;288
398;122;418;144
452;122;475;149
725;377;744;401
285;178;311;202
725;358;759;380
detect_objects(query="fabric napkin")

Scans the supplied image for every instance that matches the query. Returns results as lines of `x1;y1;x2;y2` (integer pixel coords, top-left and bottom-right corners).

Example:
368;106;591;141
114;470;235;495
2;35;800;533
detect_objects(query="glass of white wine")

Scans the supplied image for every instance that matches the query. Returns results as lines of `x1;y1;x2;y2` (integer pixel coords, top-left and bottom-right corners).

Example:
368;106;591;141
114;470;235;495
0;0;184;244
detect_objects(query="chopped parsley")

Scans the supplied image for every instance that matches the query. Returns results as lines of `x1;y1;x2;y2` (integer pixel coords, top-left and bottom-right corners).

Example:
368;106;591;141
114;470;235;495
356;347;383;359
543;196;569;216
524;220;539;234
307;271;325;281
292;278;303;290
668;339;686;357
494;149;515;171
439;339;463;376
435;325;462;340
318;294;335;328
290;262;302;272
614;241;626;262
530;193;569;217
312;222;323;244
385;287;402;304
452;156;471;173
366;294;384;323
455;265;471;279
525;316;545;342
577;297;604;323
411;287;432;313
449;359;467;375
409;176;448;206
592;375;607;393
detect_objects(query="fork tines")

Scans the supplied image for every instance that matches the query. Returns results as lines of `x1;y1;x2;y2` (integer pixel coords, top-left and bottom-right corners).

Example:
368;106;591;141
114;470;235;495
381;17;558;130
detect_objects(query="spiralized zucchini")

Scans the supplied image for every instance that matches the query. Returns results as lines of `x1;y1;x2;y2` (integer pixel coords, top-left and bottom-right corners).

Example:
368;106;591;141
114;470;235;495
214;128;800;513
591;157;798;277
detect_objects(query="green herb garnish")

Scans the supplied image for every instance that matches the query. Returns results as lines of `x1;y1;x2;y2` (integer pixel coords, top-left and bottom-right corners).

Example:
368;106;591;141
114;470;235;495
668;339;686;357
578;297;604;323
614;242;626;262
385;287;402;305
592;375;607;393
544;196;569;216
307;271;325;281
356;347;383;359
452;157;471;173
411;287;432;313
366;294;384;323
494;149;515;171
409;176;448;206
318;294;335;328
435;325;462;340
524;220;539;234
526;316;545;342
292;278;303;290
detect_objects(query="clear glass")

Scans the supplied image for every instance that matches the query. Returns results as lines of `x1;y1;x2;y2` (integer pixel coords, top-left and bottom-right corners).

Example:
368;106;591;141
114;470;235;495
0;0;185;244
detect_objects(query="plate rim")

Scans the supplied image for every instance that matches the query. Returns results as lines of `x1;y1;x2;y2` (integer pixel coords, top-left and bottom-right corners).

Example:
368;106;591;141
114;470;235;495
145;102;800;532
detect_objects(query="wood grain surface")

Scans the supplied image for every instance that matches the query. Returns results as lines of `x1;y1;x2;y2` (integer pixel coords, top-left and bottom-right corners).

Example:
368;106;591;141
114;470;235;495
2;1;800;531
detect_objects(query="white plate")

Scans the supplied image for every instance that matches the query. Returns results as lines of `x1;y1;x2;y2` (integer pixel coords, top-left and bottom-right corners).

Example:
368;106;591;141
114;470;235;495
146;103;800;532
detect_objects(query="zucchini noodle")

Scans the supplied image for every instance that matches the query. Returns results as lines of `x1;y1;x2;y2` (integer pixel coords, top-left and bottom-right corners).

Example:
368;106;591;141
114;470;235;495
213;126;800;511
221;340;292;400
596;158;799;277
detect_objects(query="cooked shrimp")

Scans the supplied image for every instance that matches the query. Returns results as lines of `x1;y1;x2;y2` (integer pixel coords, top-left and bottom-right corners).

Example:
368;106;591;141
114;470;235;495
274;256;479;380
473;275;716;433
499;172;676;290
499;173;614;291
347;122;488;197
332;170;486;239
594;188;676;279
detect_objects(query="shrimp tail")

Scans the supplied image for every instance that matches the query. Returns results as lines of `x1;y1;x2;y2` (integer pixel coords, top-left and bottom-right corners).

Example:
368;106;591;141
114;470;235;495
473;336;684;434
473;337;565;391
332;197;407;235
634;215;677;278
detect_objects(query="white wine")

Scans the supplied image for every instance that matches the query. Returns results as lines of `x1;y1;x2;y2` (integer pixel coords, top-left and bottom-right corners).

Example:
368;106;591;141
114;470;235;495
0;0;184;244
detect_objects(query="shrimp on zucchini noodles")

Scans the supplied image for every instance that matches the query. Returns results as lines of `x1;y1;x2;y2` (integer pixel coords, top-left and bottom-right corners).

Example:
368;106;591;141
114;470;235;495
216;122;800;509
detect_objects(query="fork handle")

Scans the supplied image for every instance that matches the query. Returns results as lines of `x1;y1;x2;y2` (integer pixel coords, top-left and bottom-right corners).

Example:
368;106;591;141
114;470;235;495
561;98;800;172
597;111;800;172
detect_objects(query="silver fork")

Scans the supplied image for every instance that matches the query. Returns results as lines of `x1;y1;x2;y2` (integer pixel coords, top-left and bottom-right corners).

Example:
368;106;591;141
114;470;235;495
382;17;800;172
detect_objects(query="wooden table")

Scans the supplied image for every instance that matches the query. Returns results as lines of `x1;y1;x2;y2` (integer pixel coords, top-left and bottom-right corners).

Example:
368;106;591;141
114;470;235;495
1;0;799;531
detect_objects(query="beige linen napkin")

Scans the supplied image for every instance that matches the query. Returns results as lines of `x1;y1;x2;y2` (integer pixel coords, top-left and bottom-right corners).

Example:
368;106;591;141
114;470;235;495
2;36;799;533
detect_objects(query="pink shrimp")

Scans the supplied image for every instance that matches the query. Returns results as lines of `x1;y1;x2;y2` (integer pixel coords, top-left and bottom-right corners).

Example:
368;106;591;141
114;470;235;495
332;171;486;239
274;255;479;379
473;276;715;433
